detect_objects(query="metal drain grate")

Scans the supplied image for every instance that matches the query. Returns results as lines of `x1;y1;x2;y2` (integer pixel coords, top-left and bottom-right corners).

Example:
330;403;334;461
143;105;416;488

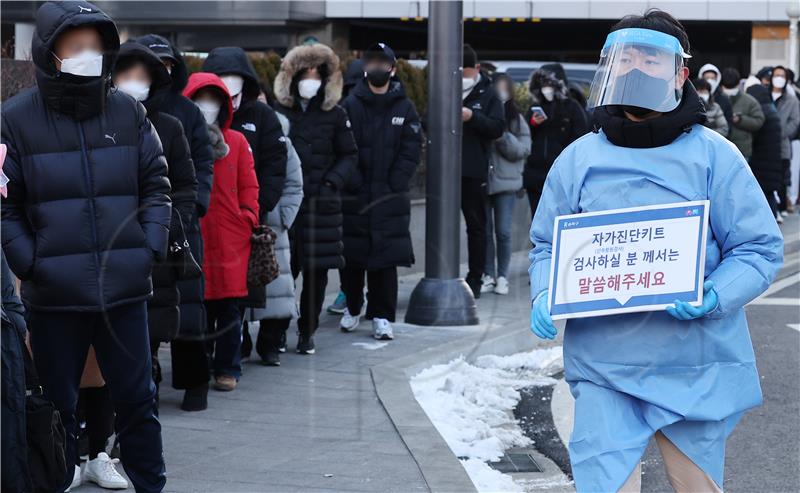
487;453;542;473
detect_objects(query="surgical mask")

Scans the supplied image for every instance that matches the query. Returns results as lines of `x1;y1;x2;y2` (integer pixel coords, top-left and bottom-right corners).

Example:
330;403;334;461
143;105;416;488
698;92;710;103
298;79;322;100
366;69;392;88
497;90;510;102
541;87;555;101
196;100;221;125
220;75;244;97
54;50;103;77
773;76;787;89
704;76;719;93
462;77;476;93
117;80;150;102
722;86;739;97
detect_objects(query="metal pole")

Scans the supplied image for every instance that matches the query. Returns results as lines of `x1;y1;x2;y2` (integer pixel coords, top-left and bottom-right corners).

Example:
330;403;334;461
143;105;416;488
405;0;479;326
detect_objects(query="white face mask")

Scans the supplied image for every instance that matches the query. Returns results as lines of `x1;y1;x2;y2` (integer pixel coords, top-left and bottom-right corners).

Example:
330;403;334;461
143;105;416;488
462;77;477;93
698;92;710;103
117;80;150;102
722;86;739;97
541;87;555;101
55;50;103;77
773;76;787;89
704;76;719;94
298;79;322;100
196;100;221;125
220;75;244;97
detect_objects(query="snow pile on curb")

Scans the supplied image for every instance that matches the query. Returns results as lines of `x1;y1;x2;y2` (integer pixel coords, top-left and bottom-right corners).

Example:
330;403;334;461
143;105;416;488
410;347;563;492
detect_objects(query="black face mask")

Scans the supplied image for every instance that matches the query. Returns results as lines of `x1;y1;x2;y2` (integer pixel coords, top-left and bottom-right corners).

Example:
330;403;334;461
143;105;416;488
366;69;391;88
611;68;674;113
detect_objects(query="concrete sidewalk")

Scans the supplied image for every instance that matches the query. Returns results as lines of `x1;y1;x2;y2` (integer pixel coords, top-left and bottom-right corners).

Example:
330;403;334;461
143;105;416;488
78;251;546;493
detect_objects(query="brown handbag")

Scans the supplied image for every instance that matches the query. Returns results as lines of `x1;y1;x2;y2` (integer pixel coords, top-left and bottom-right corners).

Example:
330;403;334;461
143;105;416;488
247;225;279;288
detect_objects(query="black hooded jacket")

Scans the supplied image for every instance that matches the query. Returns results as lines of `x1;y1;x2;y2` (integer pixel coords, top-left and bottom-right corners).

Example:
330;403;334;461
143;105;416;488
1;1;172;311
135;34;214;336
114;41;199;341
746;84;784;192
341;79;422;269
203;47;288;213
135;34;214;217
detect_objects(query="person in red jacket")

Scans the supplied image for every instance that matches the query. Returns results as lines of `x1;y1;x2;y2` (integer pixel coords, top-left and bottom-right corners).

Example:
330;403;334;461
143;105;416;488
183;73;259;392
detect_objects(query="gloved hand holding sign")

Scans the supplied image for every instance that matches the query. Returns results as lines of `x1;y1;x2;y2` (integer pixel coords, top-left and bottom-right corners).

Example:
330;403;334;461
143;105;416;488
530;291;557;340
666;281;719;320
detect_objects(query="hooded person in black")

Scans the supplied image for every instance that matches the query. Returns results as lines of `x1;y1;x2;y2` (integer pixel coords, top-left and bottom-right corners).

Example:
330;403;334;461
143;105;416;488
461;44;505;297
203;47;288;214
540;62;591;114
340;43;422;339
746;83;784;217
135;34;214;407
1;2;168;490
113;42;205;413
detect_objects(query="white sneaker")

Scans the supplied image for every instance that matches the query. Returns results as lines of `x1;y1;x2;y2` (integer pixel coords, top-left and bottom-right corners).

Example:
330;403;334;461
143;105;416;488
83;452;129;490
339;308;361;333
480;275;496;293
66;465;82;492
494;276;509;295
780;210;789;217
777;212;784;224
373;318;394;340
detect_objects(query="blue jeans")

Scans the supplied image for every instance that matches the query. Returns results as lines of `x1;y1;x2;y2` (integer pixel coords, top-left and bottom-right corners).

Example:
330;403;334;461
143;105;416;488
205;299;243;379
485;191;516;279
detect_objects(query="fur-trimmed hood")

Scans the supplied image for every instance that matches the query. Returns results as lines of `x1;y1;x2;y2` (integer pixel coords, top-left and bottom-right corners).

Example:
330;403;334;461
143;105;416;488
528;68;568;105
274;43;343;112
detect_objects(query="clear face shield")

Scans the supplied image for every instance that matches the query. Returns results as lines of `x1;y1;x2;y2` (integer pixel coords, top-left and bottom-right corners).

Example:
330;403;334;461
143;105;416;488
588;28;691;113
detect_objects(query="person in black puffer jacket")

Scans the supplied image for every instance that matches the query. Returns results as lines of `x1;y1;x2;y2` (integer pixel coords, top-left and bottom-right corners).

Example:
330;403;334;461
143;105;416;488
113;42;203;412
746;83;784;218
1;2;168;490
341;43;422;340
203;47;288;316
134;34;214;406
274;42;359;354
524;68;589;218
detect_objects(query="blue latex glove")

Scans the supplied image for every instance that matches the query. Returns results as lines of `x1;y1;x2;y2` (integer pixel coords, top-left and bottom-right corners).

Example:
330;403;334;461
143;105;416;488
666;281;719;320
531;291;557;340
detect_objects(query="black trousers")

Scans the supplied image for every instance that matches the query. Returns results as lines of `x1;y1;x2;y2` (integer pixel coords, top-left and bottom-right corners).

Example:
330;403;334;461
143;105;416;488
29;302;165;493
294;267;329;337
77;386;114;460
256;318;291;355
461;176;488;281
778;158;791;211
341;266;398;322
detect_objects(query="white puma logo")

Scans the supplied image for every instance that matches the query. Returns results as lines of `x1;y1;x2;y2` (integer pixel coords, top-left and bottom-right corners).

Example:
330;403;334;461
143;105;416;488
104;133;116;144
78;5;93;13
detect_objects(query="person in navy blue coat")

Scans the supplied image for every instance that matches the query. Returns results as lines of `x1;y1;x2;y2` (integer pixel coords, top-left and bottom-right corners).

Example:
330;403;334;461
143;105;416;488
1;2;169;491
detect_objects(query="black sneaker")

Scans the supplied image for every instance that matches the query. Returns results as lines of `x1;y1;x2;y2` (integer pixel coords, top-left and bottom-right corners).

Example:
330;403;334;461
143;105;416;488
296;336;316;355
261;350;281;366
180;383;208;412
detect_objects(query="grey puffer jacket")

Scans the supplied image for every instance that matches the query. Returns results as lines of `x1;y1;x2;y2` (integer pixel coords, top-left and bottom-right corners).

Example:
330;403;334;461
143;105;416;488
775;89;800;159
246;113;303;321
488;114;531;195
703;101;729;137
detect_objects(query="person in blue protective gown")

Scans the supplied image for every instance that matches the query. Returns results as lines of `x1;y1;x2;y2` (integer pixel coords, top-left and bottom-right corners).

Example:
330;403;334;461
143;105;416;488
528;10;784;493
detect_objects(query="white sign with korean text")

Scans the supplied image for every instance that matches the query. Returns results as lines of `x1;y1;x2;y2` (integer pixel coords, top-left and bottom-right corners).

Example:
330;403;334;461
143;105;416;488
548;200;710;320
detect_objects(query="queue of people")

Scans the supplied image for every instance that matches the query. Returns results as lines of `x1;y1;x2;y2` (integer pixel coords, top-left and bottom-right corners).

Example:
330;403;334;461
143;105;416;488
0;2;794;493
